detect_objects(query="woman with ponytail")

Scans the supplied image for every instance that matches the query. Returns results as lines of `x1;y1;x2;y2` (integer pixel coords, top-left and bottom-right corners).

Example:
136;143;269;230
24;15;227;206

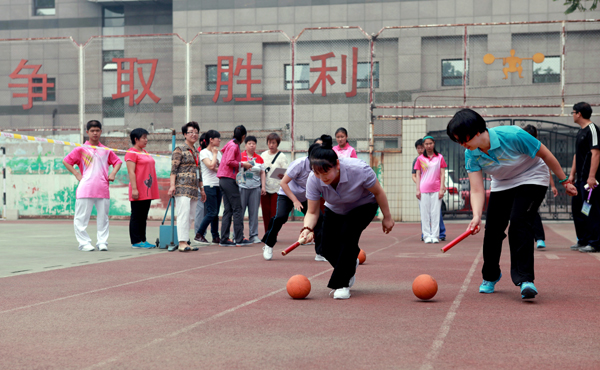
414;135;447;244
194;130;222;245
261;139;325;262
217;125;254;247
299;135;395;299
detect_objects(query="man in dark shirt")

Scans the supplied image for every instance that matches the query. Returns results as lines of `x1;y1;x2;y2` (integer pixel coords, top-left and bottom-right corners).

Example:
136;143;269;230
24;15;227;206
568;102;600;252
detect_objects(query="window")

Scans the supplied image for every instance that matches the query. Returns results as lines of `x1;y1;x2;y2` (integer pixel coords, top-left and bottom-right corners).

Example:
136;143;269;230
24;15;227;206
284;64;310;90
384;139;398;149
103;50;125;71
357;62;379;88
533;56;560;84
103;6;124;27
442;59;469;86
34;0;55;16
32;77;55;102
206;63;230;91
103;97;124;118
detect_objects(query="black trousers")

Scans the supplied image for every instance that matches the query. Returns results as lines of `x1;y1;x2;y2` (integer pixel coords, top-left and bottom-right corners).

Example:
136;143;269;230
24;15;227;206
220;177;244;243
532;212;545;241
482;184;547;286
129;199;152;244
572;180;600;248
261;194;323;255
322;202;378;289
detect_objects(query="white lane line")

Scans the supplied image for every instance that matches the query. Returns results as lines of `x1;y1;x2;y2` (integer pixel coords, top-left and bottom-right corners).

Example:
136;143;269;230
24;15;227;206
545;254;561;260
420;248;483;370
84;235;411;370
592;254;600;262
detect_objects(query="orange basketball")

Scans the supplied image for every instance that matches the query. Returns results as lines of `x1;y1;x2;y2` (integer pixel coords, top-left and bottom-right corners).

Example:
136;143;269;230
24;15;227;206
286;274;311;299
412;274;438;300
532;52;545;64
358;249;367;264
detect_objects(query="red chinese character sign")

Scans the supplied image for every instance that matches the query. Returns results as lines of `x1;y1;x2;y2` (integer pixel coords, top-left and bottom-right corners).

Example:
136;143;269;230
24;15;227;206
8;59;55;110
212;53;263;103
308;47;358;98
111;58;161;106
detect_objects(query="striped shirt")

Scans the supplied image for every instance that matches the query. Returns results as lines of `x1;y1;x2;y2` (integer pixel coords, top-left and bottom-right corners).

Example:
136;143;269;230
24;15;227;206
575;122;600;182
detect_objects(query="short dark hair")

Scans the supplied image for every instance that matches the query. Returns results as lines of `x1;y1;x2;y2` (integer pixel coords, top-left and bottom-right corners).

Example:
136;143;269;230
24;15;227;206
522;124;538;138
182;121;200;136
573;102;592;119
86;120;102;131
415;139;424;148
130;128;149;145
447;108;487;144
309;134;338;174
266;132;281;145
233;125;247;143
245;135;257;144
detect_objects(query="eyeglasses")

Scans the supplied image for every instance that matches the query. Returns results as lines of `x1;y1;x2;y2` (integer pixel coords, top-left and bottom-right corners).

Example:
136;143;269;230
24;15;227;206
186;131;199;135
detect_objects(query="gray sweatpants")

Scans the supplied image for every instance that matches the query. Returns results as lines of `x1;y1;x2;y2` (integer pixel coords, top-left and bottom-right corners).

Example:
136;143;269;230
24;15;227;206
239;187;261;239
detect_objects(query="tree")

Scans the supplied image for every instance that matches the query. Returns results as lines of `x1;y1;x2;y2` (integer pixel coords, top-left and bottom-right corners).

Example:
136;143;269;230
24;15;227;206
555;0;599;14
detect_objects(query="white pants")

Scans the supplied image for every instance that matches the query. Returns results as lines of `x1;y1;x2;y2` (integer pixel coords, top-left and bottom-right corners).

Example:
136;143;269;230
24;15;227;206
420;192;442;239
175;196;197;242
74;198;110;248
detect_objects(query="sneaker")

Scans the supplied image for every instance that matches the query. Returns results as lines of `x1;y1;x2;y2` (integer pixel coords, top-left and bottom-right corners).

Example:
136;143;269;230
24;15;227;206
249;236;262;244
315;254;327;262
219;238;236;247
143;241;156;248
79;244;95;252
520;282;538;299
98;244;108;251
431;238;440;244
212;236;221;244
479;273;502;294
579;245;599;253
424;238;433;244
333;287;351;299
132;242;146;249
440;237;446;241
263;245;273;260
194;234;211;245
536;240;546;249
571;243;585;251
236;239;253;247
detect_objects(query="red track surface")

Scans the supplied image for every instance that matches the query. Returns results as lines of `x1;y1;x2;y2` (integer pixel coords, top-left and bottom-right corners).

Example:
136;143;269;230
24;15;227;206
1;222;599;369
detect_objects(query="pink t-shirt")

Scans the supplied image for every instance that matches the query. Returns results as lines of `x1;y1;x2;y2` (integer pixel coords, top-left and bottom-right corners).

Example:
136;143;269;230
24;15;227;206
63;141;122;199
125;148;160;202
333;144;357;159
414;153;447;193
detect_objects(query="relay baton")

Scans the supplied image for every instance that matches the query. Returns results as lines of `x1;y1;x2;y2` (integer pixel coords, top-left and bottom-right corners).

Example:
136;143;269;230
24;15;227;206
282;238;307;256
441;229;475;253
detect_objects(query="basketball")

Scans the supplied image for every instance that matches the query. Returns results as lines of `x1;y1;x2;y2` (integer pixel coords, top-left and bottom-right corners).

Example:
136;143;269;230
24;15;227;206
532;52;545;64
412;274;438;300
286;274;311;299
358;249;367;264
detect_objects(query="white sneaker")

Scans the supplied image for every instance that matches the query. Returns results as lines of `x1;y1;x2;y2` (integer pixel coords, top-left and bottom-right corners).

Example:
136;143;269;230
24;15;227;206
432;238;439;244
333;287;351;299
98;244;108;251
315;254;327;262
263;245;273;260
79;244;95;252
424;238;433;244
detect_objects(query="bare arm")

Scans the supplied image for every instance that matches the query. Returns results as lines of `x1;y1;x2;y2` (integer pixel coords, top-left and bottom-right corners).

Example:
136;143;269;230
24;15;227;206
415;170;422;200
280;174;302;211
467;171;485;234
108;162;121;182
63;160;82;182
536;144;577;196
260;170;266;196
439;167;446;199
569;154;576;182
298;199;321;243
368;180;395;234
412;173;417;184
126;161;138;199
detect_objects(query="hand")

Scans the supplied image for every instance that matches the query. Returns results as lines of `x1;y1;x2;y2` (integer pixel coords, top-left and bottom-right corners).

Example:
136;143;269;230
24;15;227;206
277;173;284;179
168;185;176;197
468;216;481;235
382;215;395;234
200;190;207;202
416;190;421;200
551;186;558;197
211;146;218;154
586;177;598;190
299;229;314;243
293;201;304;212
261;187;266;196
75;173;82;182
243;162;253;170
438;188;445;200
108;173;116;182
565;183;578;197
132;189;139;200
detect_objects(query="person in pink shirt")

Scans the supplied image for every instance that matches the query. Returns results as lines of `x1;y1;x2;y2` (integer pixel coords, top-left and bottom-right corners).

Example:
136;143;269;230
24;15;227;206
125;128;159;249
63;120;122;252
333;127;358;159
414;136;447;244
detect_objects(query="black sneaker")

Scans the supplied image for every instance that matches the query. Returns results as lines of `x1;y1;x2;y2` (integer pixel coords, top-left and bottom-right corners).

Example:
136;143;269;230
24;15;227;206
236;238;253;247
194;234;211;245
219;238;235;247
212;236;221;244
440;237;446;241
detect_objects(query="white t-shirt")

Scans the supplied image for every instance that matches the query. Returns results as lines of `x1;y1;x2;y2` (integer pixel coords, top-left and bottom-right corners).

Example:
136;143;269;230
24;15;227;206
200;148;222;187
260;150;289;194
